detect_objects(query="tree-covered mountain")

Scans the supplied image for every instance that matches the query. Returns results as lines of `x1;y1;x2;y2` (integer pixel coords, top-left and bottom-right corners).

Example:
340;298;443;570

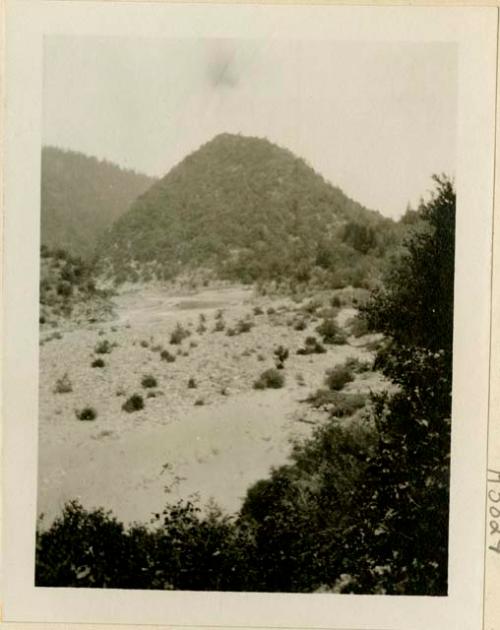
41;147;156;259
99;133;402;288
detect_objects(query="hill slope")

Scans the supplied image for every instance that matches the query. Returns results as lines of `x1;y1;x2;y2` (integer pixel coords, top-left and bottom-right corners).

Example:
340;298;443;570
100;133;400;287
41;147;156;259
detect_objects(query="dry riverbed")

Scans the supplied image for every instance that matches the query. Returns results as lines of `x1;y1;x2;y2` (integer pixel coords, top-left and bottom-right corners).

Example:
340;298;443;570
38;285;385;527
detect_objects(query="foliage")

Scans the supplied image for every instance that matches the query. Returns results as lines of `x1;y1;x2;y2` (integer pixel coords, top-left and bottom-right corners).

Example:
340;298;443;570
170;324;191;345
315;318;347;345
324;365;355;391
253;368;285;390
91;358;105;368
296;336;326;355
76;407;97;421
100;134;403;287
41;146;155;260
340;175;455;594
141;375;158;389
122;394;144;413
160;349;176;363
54;373;73;394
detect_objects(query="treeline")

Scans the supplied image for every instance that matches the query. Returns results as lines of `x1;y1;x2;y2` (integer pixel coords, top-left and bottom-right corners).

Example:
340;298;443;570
36;176;454;594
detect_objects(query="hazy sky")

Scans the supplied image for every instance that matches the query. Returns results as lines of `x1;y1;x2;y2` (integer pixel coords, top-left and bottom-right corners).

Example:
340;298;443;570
43;36;457;219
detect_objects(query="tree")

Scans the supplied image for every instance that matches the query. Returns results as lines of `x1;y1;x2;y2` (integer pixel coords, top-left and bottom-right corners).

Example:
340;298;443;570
340;175;455;595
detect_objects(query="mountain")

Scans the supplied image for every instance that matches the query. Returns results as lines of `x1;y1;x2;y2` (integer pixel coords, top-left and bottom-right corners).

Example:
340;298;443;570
41;146;157;259
99;133;401;288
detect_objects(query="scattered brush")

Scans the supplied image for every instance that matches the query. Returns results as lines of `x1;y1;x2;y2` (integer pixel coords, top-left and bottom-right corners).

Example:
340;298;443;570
316;318;347;345
122;394;144;413
95;339;112;354
54;373;73;394
324;364;355;391
274;345;289;369
141;374;158;389
297;336;326;355
170;323;191;345
160;349;176;363
253;368;285;390
76;407;97;421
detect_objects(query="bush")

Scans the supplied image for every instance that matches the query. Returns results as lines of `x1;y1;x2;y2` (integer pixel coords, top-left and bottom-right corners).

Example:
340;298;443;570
141;375;158;388
306;390;367;416
57;281;72;297
274;345;289;369
297;336;326;355
95;340;112;354
344;356;372;373
253;306;264;315
316;318;347;345
91;358;105;368
122;394;144;413
345;315;369;338
76;407;97;421
253;368;285;390
160;349;176;362
236;319;254;334
213;319;225;332
324;365;355;391
54;373;73;394
293;318;307;331
170;323;190;345
187;377;197;389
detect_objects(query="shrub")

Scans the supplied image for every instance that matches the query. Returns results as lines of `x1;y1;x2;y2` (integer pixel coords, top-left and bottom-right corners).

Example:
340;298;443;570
346;315;370;338
160;349;176;363
213;319;225;332
316;318;347;345
331;295;343;308
76;407;97;421
236;319;254;334
187;377;197;389
91;358;105;368
297;336;326;355
122;394;144;413
226;328;236;337
306;390;367;416
54;373;73;394
141;375;158;388
194;398;205;406
253;306;264;316
293;318;307;331
57;281;72;297
140;340;149;348
344;356;372;373
95;339;112;354
274;345;289;369
170;323;190;345
253;368;285;390
324;365;355;391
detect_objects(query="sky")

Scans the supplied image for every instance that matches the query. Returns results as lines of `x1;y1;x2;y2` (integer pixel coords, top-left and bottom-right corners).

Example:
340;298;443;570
43;36;457;219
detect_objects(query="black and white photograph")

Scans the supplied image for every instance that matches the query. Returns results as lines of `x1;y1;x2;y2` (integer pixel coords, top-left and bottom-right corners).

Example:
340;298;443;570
1;3;497;629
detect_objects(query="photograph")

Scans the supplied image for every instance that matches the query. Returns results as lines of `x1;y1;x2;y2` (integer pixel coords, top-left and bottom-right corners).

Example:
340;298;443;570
35;35;456;595
1;3;497;629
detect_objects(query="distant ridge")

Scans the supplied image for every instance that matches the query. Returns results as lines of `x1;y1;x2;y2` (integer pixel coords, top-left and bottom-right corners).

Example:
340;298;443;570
99;133;401;287
41;146;157;259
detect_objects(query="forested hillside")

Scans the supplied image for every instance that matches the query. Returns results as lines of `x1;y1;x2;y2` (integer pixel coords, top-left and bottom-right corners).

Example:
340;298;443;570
41;147;156;259
99;134;403;288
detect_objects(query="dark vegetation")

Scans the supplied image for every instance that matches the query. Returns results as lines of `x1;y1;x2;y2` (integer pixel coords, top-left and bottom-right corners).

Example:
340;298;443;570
253;368;285;390
75;407;97;422
37;174;454;595
41;146;155;259
122;394;145;413
39;246;113;327
99;134;406;288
